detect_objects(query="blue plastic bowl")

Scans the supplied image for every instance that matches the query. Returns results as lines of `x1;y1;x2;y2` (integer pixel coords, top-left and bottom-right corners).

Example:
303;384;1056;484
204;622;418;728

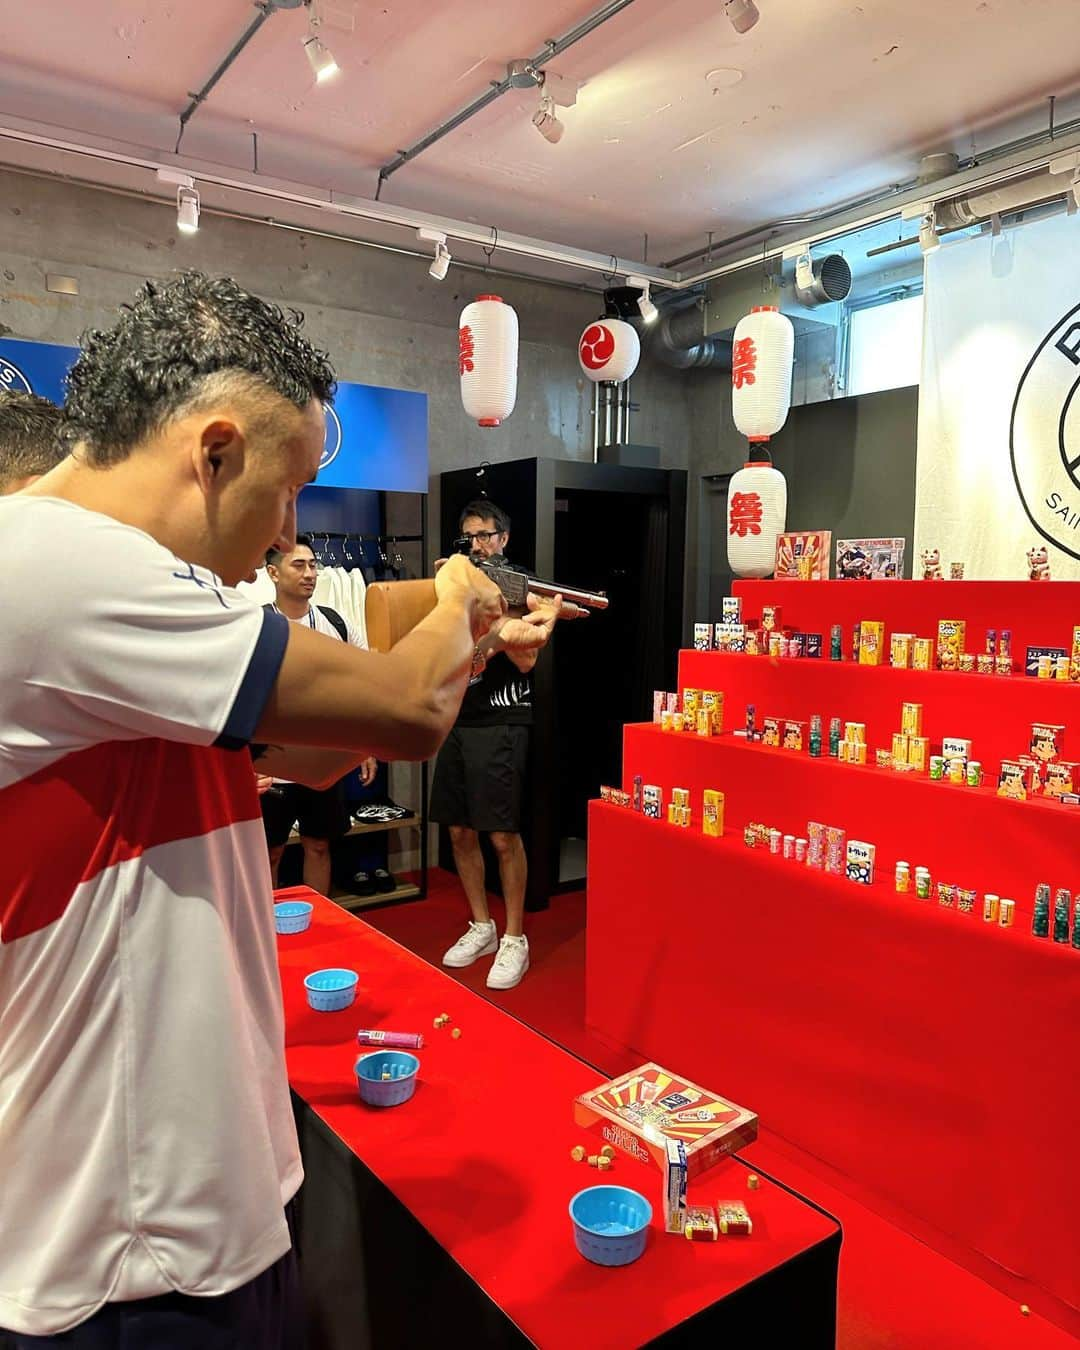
355;1051;420;1107
274;901;314;935
569;1186;652;1267
303;968;359;1012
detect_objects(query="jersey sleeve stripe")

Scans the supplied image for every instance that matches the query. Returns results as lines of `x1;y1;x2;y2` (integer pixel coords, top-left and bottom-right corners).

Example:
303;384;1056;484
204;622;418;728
214;608;290;751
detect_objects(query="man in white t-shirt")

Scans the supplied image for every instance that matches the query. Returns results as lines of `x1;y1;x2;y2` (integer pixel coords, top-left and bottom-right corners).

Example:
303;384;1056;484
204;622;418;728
0;271;558;1349
260;534;376;895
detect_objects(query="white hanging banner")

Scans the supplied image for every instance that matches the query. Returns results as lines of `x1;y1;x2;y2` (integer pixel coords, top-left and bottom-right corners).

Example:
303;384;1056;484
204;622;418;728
915;212;1080;580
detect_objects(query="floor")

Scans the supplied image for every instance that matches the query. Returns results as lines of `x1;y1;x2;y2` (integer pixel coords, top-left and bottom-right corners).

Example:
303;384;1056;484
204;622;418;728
366;871;1079;1350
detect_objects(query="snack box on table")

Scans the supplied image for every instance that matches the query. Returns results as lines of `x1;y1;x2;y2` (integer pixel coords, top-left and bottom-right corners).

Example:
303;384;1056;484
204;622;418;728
573;1062;758;1181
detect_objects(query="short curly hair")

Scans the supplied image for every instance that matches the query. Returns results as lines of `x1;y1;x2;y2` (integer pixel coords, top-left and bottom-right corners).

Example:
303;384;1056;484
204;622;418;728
63;271;336;465
0;391;66;490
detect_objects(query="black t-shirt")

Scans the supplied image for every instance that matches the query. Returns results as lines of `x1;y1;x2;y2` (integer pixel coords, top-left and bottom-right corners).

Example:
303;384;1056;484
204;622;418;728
456;557;532;727
458;652;533;727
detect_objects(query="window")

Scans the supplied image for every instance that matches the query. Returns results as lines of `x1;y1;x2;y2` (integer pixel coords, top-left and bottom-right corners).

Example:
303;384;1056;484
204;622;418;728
845;292;923;396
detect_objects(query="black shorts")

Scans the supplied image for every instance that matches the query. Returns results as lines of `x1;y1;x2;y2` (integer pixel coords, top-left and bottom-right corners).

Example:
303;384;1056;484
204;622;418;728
261;781;349;848
429;724;529;833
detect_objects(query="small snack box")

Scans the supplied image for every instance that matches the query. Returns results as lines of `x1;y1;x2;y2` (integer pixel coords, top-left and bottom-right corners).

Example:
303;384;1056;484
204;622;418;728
1071;624;1080;682
912;637;934;671
693;623;712;652
942;737;972;768
574;1064;758;1237
717;1201;753;1236
997;761;1028;801
762;716;781;748
761;605;782;634
702;789;725;837
683;688;700;724
782;720;805;752
846;839;876;885
642;785;663;819
805;632;824;659
937;619;966;671
696;708;713;738
891;732;909;766
684;1205;719;1242
901;702;924;737
908;737;929;773
1030;723;1064;764
653;691;666;724
825;826;846;876
1044;762;1077;799
890;633;914;668
701;690;724;735
722;596;742;623
859;620;886;666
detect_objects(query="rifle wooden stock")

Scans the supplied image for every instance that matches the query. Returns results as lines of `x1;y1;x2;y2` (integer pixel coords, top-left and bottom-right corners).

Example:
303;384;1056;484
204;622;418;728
364;579;439;653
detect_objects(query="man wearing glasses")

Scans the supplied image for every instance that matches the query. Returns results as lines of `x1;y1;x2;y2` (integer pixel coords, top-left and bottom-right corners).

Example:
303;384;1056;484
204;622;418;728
432;499;536;990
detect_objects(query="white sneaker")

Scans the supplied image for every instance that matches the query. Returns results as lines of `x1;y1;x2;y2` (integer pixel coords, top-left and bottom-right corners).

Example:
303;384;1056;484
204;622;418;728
442;919;497;968
486;934;530;990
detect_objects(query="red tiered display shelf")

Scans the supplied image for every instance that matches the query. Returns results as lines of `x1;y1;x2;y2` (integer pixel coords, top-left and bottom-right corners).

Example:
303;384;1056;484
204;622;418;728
587;579;1080;1335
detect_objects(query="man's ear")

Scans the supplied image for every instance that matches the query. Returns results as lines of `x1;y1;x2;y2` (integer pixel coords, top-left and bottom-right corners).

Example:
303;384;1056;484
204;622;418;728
193;417;245;493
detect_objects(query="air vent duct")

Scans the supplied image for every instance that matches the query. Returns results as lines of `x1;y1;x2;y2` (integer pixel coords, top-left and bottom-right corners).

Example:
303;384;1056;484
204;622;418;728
794;252;852;307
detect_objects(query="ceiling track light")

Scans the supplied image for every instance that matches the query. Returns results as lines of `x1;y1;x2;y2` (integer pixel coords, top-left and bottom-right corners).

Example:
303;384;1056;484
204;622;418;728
418;228;452;280
532;82;565;145
303;2;339;82
723;0;760;34
627;274;659;324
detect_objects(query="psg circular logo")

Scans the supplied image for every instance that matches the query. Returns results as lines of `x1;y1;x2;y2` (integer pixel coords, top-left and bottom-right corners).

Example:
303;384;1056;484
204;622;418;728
579;323;616;371
319;404;342;472
0;356;33;396
1010;301;1080;562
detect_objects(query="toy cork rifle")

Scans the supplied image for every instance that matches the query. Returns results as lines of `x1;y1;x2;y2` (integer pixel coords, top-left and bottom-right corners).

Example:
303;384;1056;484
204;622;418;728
364;555;608;653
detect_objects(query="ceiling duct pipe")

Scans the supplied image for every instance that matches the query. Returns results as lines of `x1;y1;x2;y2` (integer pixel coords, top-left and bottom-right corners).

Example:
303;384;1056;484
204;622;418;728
935;166;1076;231
649;299;732;371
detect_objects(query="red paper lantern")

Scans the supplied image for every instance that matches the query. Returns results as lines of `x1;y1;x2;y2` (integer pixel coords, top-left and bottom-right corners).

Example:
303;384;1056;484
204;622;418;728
731;306;794;443
459;295;518;427
578;319;640;384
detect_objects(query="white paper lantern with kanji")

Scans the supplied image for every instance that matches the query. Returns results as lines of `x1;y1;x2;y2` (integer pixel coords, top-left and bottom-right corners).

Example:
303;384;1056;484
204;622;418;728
727;461;788;579
731;306;795;443
459;294;518;427
578;318;640;384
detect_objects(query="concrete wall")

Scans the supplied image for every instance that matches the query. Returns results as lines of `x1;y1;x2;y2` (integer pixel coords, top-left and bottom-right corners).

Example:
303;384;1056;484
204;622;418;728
0;167;693;543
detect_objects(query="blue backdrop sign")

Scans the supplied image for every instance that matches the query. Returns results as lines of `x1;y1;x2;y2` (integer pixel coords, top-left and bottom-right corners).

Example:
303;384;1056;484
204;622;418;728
0;336;428;494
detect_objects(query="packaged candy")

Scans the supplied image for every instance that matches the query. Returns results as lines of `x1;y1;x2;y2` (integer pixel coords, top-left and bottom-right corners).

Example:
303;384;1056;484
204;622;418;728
1053;888;1071;944
915;869;932;900
806;633;823;659
693;623;712;652
762;717;781;748
859;620;886;666
895;862;910;893
683;1206;719;1242
745;703;756;739
697;709;713;738
1030;723;1064;765
936;619;966;671
959;653;975;673
891;732;909;766
912;637;934;671
966;761;983;788
908;737;929;773
761;605;782;634
901;702;924;737
876;750;893;769
997;761;1028;801
661;711;673;732
846;839;876;885
642;786;663;819
977;654;994;675
830;625;843;661
957;888;977;914
683;689;700;724
825;826;846;876
717;1201;753;1236
782;720;805;752
1044;762;1077;798
702;790;725;838
929;756;945;781
664;1138;689;1235
807;821;826;869
999;899;1016;928
890;633;913;668
983;893;1000;923
653;691;666;724
829;717;841;757
937;882;955;908
633;776;643;812
723;596;742;623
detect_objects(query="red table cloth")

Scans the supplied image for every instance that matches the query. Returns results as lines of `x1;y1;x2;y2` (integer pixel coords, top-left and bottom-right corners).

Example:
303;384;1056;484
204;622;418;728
276;889;839;1350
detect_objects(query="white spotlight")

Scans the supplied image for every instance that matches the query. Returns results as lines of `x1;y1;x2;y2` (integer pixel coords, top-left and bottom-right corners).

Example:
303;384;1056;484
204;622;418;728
918;210;940;255
418;229;452;280
628;275;659;324
303;11;339;85
723;0;760;34
429;240;451;281
532;91;565;145
176;186;200;235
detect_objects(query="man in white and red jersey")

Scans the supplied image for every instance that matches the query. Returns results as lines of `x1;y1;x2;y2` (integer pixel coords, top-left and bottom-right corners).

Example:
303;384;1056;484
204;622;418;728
0;271;558;1349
